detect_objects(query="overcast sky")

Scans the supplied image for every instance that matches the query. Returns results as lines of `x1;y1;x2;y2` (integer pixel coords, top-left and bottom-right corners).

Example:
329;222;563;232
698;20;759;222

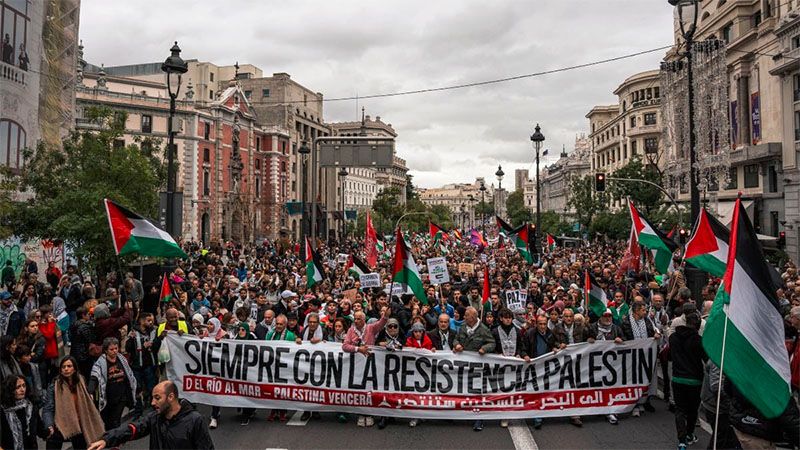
79;0;675;189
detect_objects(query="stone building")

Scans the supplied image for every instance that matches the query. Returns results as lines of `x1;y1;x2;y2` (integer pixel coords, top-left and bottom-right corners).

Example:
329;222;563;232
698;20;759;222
541;135;592;214
419;178;494;229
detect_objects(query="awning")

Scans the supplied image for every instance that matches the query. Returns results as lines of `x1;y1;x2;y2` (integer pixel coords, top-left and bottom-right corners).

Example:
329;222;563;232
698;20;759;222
707;199;777;241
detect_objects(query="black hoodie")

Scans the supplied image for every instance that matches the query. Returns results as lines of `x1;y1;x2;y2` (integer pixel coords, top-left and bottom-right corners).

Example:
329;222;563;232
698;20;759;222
103;399;214;449
668;325;707;384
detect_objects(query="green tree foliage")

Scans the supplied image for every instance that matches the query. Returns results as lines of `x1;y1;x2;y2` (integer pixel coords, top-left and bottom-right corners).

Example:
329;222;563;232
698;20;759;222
539;211;573;237
566;175;602;231
589;211;630;241
10;107;167;272
505;189;532;226
608;155;663;215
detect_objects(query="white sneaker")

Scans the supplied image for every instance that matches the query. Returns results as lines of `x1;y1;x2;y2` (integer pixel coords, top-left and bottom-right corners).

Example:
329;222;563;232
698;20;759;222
357;416;366;427
409;419;419;427
500;420;509;428
631;407;641;417
365;416;375;427
607;414;618;425
209;418;218;429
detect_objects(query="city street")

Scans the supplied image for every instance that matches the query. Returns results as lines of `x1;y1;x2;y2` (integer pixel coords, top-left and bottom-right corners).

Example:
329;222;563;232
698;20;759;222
117;396;708;449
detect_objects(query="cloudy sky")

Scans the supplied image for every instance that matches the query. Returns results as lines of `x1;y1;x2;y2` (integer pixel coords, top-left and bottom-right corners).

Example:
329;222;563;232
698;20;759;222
79;0;675;189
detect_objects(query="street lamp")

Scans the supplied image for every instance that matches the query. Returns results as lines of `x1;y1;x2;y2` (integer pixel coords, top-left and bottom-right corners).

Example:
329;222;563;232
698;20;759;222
298;139;311;246
460;203;466;230
161;41;188;238
338;167;348;242
479;181;487;235
667;0;707;301
495;165;504;218
530;124;545;255
468;194;475;229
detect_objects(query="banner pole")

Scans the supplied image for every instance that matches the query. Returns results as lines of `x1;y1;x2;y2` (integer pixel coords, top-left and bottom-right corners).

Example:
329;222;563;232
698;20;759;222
712;305;729;450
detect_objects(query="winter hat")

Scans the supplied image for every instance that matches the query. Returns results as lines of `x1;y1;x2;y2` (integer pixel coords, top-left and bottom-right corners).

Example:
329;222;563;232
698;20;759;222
192;313;204;324
94;303;110;319
410;322;426;332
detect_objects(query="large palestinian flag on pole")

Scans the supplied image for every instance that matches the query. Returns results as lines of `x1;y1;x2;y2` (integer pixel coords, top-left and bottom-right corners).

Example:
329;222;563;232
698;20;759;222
628;200;677;274
515;224;534;264
546;234;556;252
305;237;325;289
702;198;791;419
392;227;428;304
496;216;516;238
684;207;729;278
584;270;608;318
429;221;449;241
104;199;187;258
345;254;370;279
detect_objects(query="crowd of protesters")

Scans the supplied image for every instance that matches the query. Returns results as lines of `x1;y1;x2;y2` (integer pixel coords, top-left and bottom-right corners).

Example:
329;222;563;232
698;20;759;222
1;224;800;449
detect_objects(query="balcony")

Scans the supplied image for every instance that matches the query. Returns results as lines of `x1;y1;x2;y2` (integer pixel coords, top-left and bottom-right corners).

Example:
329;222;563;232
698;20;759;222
627;123;660;137
1;61;26;87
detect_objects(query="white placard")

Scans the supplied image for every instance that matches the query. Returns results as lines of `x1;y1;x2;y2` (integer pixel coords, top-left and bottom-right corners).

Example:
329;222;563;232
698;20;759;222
505;290;525;312
359;273;381;288
337;253;349;264
426;257;450;285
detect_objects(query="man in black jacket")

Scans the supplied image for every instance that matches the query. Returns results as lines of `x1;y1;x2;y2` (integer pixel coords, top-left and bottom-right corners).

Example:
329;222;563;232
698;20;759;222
88;380;214;450
519;315;556;430
669;312;705;449
428;313;456;351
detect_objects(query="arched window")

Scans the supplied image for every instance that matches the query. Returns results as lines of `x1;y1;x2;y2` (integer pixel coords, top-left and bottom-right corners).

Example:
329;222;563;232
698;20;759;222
0;119;26;169
203;169;210;196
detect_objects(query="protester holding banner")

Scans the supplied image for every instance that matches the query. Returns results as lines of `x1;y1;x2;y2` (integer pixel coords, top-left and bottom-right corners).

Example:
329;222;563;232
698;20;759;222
453;306;495;432
343;307;389;427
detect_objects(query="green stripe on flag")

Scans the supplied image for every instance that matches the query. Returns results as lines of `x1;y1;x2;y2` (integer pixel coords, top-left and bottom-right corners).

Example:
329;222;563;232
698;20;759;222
120;235;187;258
686;253;726;278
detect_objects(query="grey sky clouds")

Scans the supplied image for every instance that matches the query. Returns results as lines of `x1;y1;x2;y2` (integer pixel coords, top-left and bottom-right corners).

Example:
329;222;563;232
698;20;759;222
79;0;674;188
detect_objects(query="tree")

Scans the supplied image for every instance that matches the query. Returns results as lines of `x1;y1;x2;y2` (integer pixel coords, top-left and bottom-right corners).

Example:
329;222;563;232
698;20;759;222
608;155;664;214
505;189;532;226
589;211;630;241
567;175;603;231
9;107;167;273
405;174;418;202
539;211;573;237
429;204;454;230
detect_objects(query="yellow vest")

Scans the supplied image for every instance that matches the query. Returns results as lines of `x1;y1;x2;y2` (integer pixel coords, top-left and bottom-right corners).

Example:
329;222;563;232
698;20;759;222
157;320;189;335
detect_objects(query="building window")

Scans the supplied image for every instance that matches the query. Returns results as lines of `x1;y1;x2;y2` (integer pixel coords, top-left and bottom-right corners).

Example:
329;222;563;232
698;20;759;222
203;148;210;163
744;164;759;188
708;174;719;192
203;121;211;140
255;136;261;151
654;87;660;98
262;88;270;97
255;158;261;170
255;177;261;198
795;111;800;141
113;139;124;150
0;119;25;169
203;170;210;196
644;137;658;153
721;22;733;42
771;211;779;236
210;72;214;82
644;113;656;125
630;116;636;128
141;114;152;133
0;1;29;70
631;139;638;155
244;90;252;100
768;164;778;193
727;167;738;189
209;89;213;100
793;36;800;50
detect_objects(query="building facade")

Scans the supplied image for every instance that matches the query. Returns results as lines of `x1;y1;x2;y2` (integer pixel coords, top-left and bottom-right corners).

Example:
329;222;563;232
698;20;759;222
542;136;592;214
419;178;494;229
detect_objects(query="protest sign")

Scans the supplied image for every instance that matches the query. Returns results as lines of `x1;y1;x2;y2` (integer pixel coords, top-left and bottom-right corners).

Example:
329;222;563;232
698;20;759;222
342;289;358;301
457;263;474;274
337;253;349;264
505;290;525;311
166;334;657;420
427;257;450;285
359;273;381;288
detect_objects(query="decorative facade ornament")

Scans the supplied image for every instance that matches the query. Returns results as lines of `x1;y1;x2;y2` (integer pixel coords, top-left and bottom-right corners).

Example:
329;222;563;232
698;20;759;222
96;64;108;90
185;78;194;100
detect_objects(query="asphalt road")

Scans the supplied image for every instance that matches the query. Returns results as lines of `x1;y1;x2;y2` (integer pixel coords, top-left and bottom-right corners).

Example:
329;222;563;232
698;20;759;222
114;396;708;450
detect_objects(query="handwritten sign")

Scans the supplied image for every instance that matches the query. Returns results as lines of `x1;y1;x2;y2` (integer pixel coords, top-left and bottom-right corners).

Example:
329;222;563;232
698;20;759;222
342;289;358;301
359;273;381;288
505;290;527;312
457;263;474;274
337;253;349;264
427;257;450;285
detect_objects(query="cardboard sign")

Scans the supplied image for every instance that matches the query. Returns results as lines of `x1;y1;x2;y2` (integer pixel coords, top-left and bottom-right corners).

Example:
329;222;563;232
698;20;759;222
458;263;474;274
327;259;337;269
337;253;349;264
342;289;358;300
505;290;527;312
359;273;381;288
385;283;412;296
427;257;450;285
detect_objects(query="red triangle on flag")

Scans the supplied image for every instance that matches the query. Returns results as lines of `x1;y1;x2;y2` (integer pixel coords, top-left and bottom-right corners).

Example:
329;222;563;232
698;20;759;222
685;208;720;259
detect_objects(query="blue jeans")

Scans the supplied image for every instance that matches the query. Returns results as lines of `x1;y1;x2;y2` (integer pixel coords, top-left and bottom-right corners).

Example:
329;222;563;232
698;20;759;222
133;366;157;415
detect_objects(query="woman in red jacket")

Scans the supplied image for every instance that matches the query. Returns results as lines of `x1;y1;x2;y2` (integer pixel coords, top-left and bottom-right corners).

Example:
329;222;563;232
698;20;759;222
37;304;62;387
404;322;433;350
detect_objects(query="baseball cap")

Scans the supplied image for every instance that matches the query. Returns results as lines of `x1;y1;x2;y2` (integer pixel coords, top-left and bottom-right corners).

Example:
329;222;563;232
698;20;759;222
280;290;297;299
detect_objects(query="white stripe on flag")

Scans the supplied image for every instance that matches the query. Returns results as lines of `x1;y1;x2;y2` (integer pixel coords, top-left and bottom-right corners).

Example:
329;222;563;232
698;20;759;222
129;218;176;242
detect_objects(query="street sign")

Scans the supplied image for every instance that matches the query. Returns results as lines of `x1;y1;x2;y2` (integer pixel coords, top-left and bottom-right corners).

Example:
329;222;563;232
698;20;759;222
318;138;395;168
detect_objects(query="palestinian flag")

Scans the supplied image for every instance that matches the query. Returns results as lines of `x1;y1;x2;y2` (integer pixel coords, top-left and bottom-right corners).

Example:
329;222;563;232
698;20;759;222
482;266;490;305
618;224;641;275
159;274;173;303
305;237;325;288
628;200;677;274
702;198;790;419
497;216;516;237
104;199;187;258
515;224;534;264
684;208;729;277
546;234;556;252
365;212;378;268
429;221;449;241
345;254;370;279
392;228;428;304
584;270;608;318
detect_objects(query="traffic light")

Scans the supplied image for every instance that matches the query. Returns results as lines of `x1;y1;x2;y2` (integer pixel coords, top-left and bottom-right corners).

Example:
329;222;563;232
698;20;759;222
595;173;606;192
678;228;688;244
778;231;786;249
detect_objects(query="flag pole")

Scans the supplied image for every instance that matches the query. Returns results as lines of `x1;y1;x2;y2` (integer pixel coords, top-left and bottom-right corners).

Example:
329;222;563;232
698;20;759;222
712;303;729;450
388;227;398;305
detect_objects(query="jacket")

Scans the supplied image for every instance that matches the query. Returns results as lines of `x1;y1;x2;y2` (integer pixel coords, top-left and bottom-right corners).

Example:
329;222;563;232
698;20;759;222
787;335;800;390
95;307;132;342
102;399;214;449
0;305;23;337
588;321;625;341
519;328;556;359
553;322;590;346
69;319;97;362
0;399;45;450
405;333;434;350
453;322;495;353
342;317;387;353
428;328;457;351
621;314;656;340
728;381;800;446
668;325;706;385
492;325;522;356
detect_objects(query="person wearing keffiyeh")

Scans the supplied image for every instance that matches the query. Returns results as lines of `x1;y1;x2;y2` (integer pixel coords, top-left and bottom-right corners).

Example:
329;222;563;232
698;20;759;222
1;374;45;450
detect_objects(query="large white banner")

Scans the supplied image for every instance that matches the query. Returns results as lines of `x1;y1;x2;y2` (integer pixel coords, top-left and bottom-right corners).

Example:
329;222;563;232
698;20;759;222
165;335;657;419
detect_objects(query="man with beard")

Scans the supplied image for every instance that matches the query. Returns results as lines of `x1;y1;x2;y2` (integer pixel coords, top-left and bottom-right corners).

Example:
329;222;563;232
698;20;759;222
88;381;214;450
428;313;457;351
553;308;589;427
491;308;521;428
519;315;557;430
125;313;157;417
453;307;495;432
588;308;625;425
